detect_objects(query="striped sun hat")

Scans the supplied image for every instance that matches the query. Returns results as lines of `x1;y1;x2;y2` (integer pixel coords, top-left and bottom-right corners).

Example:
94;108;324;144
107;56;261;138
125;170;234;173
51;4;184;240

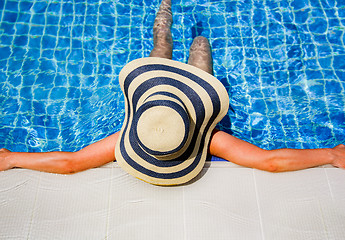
115;57;229;186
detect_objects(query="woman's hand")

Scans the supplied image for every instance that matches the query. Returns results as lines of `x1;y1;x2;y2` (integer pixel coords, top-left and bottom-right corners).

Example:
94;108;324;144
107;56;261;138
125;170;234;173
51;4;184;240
209;130;344;172
0;148;13;171
331;144;345;169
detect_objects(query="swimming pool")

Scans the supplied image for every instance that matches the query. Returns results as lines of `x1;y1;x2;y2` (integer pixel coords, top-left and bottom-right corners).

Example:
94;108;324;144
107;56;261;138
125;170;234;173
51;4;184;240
0;0;344;153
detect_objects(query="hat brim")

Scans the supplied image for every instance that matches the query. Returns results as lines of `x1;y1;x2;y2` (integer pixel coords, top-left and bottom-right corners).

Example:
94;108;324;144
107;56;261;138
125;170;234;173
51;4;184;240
115;57;229;186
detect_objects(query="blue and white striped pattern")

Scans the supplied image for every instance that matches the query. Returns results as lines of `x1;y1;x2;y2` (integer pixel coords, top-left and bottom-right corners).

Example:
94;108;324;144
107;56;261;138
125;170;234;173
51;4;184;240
115;57;229;185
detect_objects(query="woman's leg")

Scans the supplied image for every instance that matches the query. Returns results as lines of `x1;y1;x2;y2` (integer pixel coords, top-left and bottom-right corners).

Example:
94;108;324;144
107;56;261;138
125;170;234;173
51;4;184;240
188;36;213;75
149;0;173;59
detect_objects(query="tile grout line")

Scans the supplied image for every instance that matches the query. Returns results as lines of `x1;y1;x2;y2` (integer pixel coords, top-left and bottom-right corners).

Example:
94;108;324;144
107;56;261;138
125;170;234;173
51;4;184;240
182;186;187;240
317;200;331;240
26;172;42;240
104;163;115;240
252;170;265;240
323;167;334;200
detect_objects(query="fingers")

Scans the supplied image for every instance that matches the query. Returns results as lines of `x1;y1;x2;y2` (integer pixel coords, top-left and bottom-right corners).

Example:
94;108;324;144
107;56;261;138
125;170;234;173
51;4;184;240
0;148;13;171
331;144;345;169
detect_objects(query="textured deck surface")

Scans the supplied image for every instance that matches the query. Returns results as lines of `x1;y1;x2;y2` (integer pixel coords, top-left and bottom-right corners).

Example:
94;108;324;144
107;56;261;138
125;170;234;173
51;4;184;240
1;162;344;240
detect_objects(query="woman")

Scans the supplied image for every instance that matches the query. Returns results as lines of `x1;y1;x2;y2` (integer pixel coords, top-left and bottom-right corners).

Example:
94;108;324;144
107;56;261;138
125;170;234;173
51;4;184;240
1;0;345;175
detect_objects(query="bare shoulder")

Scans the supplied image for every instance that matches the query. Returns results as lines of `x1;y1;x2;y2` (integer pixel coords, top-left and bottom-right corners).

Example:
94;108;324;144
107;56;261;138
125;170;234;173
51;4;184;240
210;129;240;147
209;129;241;156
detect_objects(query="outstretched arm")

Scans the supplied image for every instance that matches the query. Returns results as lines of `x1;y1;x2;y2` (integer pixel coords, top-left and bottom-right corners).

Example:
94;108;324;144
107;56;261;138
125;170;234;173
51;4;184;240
209;130;345;172
0;132;119;174
2;129;345;174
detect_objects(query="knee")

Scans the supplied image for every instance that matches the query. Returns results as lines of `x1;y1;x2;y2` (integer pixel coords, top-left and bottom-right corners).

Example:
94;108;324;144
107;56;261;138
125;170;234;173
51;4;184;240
194;36;209;43
190;36;210;50
149;45;173;59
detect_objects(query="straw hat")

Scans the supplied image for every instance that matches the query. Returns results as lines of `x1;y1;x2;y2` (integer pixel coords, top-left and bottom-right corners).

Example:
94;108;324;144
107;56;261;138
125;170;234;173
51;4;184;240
115;57;229;185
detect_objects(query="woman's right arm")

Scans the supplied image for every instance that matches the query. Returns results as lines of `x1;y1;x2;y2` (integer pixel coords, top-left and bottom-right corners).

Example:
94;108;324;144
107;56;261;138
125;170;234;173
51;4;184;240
0;132;119;174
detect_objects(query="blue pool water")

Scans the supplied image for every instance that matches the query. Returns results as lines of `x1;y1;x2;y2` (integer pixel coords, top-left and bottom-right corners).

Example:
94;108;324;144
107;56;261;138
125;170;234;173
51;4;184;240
0;0;344;153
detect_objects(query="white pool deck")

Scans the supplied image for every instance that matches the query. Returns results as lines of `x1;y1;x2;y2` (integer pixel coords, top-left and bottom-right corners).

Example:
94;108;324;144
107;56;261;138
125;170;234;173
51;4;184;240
1;161;345;240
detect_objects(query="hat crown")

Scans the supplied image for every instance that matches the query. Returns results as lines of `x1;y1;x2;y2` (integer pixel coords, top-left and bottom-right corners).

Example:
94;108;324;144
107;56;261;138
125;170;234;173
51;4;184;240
115;57;230;185
133;93;190;159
